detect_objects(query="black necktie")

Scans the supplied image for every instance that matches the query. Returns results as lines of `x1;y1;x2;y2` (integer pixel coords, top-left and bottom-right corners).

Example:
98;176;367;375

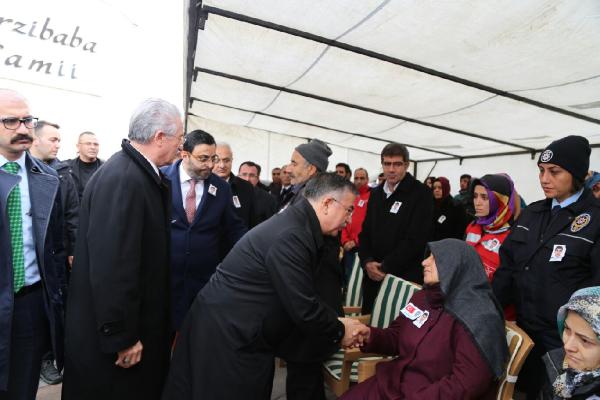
551;205;561;217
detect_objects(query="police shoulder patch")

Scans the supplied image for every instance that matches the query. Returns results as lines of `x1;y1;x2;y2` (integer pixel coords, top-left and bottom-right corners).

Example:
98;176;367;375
571;213;591;233
540;149;553;163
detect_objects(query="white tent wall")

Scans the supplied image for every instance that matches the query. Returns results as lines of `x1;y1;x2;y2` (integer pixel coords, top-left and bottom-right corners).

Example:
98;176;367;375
1;0;185;161
415;149;600;203
188;115;386;181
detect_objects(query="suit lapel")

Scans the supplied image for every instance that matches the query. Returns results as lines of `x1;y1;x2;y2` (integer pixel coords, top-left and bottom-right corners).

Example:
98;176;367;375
166;161;187;224
26;156;59;262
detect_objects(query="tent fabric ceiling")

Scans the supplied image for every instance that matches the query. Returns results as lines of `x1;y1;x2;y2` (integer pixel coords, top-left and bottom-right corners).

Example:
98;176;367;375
188;0;600;162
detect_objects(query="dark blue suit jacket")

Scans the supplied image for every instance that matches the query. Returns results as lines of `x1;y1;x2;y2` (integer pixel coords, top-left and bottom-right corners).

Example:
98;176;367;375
161;160;247;329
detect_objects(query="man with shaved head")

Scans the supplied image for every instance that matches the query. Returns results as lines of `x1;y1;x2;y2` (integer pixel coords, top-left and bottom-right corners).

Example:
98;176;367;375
213;142;256;229
0;89;65;399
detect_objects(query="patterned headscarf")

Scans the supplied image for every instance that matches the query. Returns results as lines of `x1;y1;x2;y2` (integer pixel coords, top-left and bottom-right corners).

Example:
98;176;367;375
553;286;600;398
471;174;517;232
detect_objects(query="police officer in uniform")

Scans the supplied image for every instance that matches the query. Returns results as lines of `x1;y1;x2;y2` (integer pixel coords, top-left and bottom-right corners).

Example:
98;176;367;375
492;135;600;399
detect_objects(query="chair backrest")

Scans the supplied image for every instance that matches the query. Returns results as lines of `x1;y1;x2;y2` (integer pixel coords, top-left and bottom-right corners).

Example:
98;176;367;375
496;321;535;400
344;255;363;308
369;274;421;329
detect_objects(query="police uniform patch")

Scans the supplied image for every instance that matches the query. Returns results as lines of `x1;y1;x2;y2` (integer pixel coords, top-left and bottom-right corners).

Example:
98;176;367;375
571;213;591;233
540;149;553;163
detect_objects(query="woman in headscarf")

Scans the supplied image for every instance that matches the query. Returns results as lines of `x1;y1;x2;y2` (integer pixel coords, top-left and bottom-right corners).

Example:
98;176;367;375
465;173;519;320
431;177;469;241
584;171;600;200
340;239;508;400
543;287;600;399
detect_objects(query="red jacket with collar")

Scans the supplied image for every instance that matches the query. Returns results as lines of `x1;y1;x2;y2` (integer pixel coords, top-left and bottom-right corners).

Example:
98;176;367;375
341;184;371;246
465;222;515;320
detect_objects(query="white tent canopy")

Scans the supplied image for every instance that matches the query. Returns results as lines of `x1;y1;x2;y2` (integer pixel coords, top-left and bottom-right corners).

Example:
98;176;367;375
186;0;600;201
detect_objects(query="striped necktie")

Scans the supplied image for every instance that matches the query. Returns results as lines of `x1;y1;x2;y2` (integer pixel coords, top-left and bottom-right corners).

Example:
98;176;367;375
3;162;25;292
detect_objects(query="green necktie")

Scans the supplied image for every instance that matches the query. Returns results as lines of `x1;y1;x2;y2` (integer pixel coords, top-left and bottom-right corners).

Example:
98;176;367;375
3;162;25;293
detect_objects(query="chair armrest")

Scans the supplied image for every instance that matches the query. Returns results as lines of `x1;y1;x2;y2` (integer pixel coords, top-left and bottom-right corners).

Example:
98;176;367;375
343;306;362;315
341;348;380;362
357;358;392;383
352;314;371;325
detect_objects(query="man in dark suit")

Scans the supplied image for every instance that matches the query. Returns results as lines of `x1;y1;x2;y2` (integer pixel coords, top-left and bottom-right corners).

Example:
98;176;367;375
162;173;363;400
212;142;256;229
63;98;182;400
162;130;247;330
238;161;278;226
0;89;65;400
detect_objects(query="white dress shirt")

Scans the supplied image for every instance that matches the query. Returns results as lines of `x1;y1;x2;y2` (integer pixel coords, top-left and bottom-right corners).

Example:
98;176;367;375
179;163;204;210
0;152;40;285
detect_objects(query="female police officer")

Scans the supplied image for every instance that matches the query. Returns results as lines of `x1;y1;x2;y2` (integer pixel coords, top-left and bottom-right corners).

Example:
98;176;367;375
492;135;600;399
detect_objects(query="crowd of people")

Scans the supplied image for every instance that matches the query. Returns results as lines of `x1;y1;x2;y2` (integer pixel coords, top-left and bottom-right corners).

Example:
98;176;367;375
1;88;599;400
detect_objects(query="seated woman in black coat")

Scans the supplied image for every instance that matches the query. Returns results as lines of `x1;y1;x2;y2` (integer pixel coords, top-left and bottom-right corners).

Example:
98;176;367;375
544;287;600;399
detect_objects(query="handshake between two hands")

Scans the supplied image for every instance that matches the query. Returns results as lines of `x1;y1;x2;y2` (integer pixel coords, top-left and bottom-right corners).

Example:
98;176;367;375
339;317;370;349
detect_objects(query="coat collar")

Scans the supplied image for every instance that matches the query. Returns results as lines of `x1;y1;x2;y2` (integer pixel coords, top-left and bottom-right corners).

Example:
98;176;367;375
293;196;324;250
121;139;163;187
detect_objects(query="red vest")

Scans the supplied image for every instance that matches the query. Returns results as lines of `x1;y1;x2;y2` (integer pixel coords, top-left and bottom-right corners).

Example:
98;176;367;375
465;222;516;320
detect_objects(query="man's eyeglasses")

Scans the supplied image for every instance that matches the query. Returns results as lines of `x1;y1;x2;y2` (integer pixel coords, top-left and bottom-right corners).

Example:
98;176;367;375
331;198;354;216
1;117;38;130
189;154;219;164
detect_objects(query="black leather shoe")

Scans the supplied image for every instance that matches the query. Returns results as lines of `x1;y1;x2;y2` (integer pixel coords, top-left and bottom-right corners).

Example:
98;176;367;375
40;358;63;385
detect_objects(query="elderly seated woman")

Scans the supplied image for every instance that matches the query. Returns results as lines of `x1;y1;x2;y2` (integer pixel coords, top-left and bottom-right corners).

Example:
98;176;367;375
341;238;508;400
543;287;600;399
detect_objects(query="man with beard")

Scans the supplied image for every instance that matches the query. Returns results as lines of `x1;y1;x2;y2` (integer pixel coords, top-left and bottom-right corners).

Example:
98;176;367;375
62;98;182;400
0;89;65;400
161;130;246;331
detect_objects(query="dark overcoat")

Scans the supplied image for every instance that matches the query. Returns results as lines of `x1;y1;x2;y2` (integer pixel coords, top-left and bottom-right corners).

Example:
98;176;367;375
161;161;247;329
359;173;434;312
62;140;172;400
0;153;65;391
162;197;345;400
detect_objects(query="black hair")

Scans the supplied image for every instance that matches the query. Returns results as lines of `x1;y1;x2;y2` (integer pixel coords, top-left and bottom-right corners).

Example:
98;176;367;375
183;129;215;152
304;172;358;200
336;163;351;175
381;143;409;163
239;161;261;176
34;120;60;134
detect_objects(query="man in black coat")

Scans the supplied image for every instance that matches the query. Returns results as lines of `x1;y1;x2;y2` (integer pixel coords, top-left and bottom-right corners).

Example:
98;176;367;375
64;131;103;201
213;142;257;229
30;119;80;385
238;161;278;225
359;142;434;313
31;120;79;268
162;173;363;400
276;139;345;400
62;98;183;400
